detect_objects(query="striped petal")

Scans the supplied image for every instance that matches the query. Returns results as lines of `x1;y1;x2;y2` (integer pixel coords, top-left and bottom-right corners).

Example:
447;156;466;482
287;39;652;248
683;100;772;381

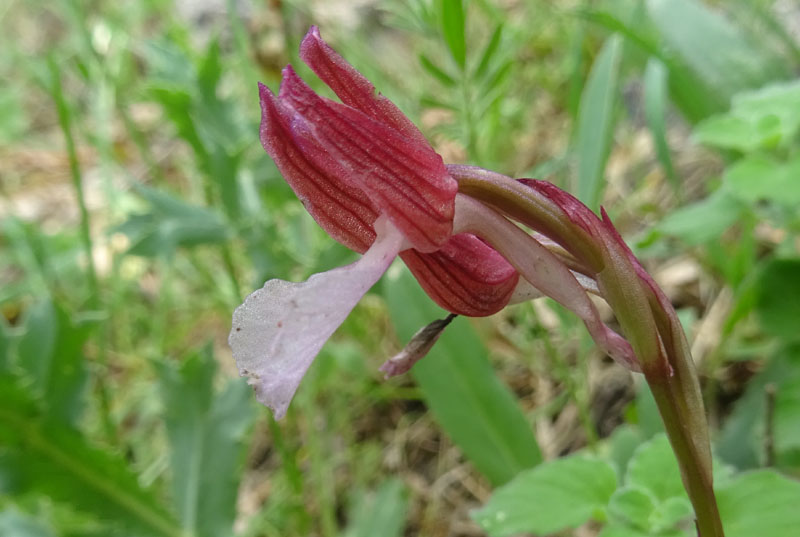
400;234;519;316
259;82;377;252
279;66;457;253
298;25;429;146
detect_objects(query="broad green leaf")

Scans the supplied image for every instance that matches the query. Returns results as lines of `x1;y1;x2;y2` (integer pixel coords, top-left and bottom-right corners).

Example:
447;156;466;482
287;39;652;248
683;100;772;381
16;301;91;425
438;0;466;70
657;188;744;245
650;496;693;533
755;259;800;341
473;455;617;536
608;486;656;531
717;470;800;537
643;58;679;192
575;35;622;208
626;434;686;502
343;479;408;537
647;0;786;106
697;79;800;151
157;348;255;537
725;155;800;206
606;424;645;475
383;264;541;486
0;376;181;537
598;523;686;537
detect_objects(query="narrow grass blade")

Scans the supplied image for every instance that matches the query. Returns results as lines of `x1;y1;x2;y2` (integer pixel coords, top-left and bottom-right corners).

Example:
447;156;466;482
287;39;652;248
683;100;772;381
575;35;622;208
643;58;679;194
439;0;467;71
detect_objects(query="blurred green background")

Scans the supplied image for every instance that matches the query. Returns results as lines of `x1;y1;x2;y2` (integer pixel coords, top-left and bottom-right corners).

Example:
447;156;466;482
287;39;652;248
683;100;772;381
1;0;800;536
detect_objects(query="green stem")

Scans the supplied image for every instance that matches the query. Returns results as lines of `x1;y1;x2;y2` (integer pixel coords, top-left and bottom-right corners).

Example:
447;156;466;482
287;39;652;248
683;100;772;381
647;371;725;537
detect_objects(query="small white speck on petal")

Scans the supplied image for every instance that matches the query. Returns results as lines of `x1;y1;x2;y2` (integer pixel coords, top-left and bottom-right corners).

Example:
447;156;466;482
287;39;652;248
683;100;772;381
229;217;405;418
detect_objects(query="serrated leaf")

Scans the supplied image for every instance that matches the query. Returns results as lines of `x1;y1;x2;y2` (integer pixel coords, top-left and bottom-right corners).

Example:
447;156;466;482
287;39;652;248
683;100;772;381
383;265;541;486
0;376;181;537
643;58;679;192
156;348;254;537
16;301;91;425
717;470;800;537
343;479;408;537
626;434;686;502
650;496;693;533
755;259;800;342
575;35;622;208
608;486;656;531
438;0;466;70
473;455;617;537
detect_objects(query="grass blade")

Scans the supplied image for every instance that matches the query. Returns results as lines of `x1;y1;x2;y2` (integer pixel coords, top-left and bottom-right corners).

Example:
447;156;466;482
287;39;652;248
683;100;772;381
439;0;467;71
643;58;680;194
575;35;622;208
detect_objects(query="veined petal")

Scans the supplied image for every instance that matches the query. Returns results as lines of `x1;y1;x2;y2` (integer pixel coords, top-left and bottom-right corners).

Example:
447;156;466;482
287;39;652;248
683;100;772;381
259;82;377;253
279;66;457;253
229;217;405;418
400;233;519;316
299;26;429;146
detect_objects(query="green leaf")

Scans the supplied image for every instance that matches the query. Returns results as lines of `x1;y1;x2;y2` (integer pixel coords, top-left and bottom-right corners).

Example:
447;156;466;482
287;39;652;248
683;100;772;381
695;79;800;152
608;486;656;531
438;0;466;70
383;265;541;486
475;23;504;78
724;155;800;207
755;259;800;342
657;188;745;245
0;317;10;372
118;186;230;257
418;53;456;87
650;496;693;533
343;479;408;537
0;376;181;537
473;455;617;537
643;58;679;192
626;434;686;502
598;523;685;537
647;0;786;106
156;348;255;537
575;35;622;208
16;301;92;425
717;470;800;537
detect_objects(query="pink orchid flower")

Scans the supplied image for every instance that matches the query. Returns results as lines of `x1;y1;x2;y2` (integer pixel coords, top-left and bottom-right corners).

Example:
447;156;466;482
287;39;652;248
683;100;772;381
229;26;636;418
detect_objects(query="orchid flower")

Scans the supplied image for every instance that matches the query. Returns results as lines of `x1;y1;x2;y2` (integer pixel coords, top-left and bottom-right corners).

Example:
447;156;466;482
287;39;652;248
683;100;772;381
230;26;658;420
228;26;724;535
